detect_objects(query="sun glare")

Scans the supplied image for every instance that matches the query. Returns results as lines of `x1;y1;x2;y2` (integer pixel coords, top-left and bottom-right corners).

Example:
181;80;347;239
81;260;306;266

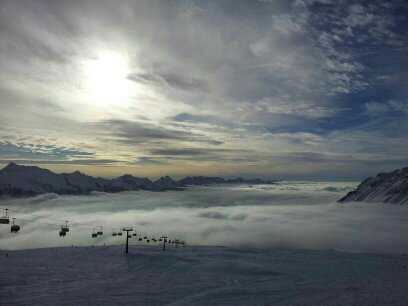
84;51;131;107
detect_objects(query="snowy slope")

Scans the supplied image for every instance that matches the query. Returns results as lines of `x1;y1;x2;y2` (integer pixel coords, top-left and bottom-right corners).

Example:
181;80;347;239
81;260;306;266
339;167;408;204
0;245;407;305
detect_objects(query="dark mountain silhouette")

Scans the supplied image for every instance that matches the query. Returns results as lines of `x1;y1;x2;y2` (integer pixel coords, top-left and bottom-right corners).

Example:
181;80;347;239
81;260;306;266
0;163;274;197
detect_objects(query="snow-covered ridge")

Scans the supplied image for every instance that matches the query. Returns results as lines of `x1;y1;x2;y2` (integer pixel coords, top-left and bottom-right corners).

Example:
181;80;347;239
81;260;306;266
339;166;408;204
0;163;274;197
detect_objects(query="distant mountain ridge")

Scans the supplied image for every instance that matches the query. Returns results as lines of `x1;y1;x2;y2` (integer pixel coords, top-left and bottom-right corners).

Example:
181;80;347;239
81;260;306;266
339;166;408;204
0;163;274;197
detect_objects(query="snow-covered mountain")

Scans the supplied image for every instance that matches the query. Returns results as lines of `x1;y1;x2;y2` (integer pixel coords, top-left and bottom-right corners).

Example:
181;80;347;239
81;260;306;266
339;166;408;204
0;163;180;196
0;163;273;197
154;176;180;189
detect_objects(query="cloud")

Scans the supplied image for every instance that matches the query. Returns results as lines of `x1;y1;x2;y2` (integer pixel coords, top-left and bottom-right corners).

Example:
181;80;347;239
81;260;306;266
97;119;223;146
197;211;229;220
197;210;248;221
365;102;390;115
365;100;408;116
0;159;120;166
388;100;408;114
0;0;407;179
0;141;95;160
0;183;407;254
151;148;210;156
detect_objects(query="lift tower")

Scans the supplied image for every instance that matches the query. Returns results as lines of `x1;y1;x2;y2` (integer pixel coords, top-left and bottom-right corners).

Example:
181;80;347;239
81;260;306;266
122;227;133;253
161;235;168;251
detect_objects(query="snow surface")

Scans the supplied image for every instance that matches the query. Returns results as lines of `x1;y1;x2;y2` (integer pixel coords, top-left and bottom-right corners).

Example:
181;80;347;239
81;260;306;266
1;245;408;305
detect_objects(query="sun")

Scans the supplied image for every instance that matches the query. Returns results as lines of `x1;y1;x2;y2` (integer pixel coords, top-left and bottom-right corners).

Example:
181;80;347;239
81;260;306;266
83;51;131;107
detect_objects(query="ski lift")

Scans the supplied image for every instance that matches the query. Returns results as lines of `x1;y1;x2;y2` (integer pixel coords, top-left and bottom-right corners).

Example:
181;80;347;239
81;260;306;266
97;226;103;235
0;208;10;224
112;229;117;236
10;218;20;233
146;239;150;243
59;226;66;237
91;228;97;238
117;232;122;236
138;238;142;241
158;238;163;242
132;233;137;237
143;235;147;239
61;221;69;233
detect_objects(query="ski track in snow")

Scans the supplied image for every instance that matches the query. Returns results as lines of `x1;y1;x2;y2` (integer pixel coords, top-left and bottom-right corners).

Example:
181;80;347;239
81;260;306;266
0;245;407;305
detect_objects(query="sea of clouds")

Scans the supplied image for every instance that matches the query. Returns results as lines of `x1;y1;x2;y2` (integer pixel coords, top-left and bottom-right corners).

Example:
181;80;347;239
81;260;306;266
1;181;407;254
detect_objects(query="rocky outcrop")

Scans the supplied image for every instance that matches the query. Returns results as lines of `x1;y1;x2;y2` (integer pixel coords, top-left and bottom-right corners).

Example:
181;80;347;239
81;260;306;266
339;167;408;204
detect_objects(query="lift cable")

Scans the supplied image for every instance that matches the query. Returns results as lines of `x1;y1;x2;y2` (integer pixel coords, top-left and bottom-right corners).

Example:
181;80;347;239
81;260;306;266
0;206;185;246
0;206;115;231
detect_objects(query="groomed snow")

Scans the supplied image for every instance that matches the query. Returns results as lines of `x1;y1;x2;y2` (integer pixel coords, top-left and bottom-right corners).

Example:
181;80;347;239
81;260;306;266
1;245;407;305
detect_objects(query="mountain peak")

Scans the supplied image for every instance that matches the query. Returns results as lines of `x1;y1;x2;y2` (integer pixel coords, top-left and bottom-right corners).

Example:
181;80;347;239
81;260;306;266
2;162;21;171
157;176;175;182
71;170;83;175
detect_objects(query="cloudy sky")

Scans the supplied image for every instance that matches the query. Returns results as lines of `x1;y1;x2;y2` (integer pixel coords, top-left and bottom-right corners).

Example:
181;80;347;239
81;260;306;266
0;0;407;180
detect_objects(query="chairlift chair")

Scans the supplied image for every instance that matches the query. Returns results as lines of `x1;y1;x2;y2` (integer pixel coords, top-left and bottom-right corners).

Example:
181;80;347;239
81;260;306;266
92;228;98;238
0;208;10;224
59;226;66;237
97;226;103;235
61;221;69;233
158;238;163;242
138;238;142;241
117;232;122;236
132;233;137;236
10;218;20;233
112;229;117;236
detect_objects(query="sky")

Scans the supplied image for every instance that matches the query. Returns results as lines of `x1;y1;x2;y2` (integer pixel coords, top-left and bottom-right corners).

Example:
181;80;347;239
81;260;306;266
0;0;407;180
1;183;407;254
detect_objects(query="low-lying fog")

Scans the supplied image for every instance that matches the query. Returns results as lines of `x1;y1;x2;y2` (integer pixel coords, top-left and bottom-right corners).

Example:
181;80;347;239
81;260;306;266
1;182;407;254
